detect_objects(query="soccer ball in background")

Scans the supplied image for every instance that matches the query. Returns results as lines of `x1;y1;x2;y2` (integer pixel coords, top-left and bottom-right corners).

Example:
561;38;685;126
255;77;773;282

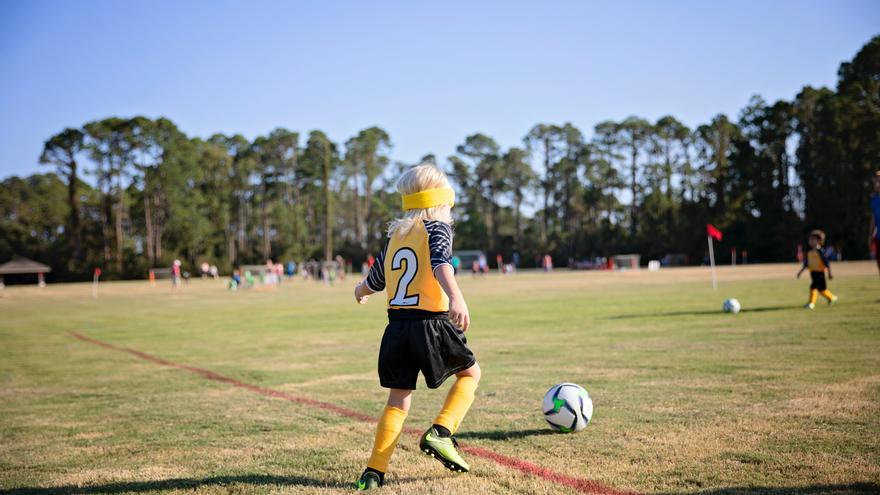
542;383;593;433
723;298;741;314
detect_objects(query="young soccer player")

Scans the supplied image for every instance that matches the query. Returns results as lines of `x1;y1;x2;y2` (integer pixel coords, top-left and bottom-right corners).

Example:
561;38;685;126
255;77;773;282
353;164;481;490
869;170;880;277
796;229;838;309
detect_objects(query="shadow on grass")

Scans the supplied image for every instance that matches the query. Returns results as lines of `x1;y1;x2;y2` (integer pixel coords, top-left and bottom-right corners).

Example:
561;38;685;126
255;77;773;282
456;428;557;441
657;482;879;495
0;474;347;494
606;305;796;320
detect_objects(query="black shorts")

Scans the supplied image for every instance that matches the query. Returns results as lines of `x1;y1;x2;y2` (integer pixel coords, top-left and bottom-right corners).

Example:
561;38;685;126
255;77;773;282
810;271;827;291
378;310;476;390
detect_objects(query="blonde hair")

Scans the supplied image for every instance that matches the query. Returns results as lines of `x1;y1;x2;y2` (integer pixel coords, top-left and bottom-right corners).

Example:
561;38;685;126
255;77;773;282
387;164;454;237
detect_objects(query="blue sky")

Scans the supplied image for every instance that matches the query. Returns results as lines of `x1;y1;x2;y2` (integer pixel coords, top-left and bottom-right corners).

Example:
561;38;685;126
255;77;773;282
0;0;877;180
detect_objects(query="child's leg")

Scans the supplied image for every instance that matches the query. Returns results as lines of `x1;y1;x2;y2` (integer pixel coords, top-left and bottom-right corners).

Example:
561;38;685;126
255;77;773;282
820;289;836;300
433;362;481;435
367;389;411;474
809;289;818;305
874;239;880;277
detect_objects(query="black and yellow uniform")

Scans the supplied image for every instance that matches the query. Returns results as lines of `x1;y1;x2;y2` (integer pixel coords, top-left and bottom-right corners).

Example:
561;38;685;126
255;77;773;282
803;246;836;306
365;220;475;390
805;247;831;291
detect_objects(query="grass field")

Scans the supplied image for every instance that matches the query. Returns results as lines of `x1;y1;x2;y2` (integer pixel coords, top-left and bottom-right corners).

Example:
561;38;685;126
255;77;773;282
1;263;879;495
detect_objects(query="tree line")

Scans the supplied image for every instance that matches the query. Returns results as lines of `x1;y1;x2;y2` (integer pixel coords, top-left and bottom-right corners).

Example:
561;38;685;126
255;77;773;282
2;36;878;281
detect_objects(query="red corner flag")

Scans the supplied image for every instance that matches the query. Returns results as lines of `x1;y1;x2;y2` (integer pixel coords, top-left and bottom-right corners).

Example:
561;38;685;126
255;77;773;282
706;224;723;241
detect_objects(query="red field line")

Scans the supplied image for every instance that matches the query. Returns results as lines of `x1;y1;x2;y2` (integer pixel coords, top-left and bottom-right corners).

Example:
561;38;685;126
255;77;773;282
69;331;639;495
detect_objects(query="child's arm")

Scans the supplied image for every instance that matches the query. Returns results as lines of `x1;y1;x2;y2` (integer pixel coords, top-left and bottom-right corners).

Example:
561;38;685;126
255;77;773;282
435;264;470;331
354;280;375;304
355;245;387;304
821;250;833;280
424;222;468;330
796;264;806;278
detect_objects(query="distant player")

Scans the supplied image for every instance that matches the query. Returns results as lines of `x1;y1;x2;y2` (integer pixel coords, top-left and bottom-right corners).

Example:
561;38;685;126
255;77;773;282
870;170;880;277
353;164;480;490
796;229;838;309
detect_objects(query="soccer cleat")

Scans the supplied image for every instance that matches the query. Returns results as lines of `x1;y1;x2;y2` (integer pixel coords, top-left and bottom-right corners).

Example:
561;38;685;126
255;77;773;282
356;469;383;490
805;303;815;310
828;295;838;305
419;427;470;473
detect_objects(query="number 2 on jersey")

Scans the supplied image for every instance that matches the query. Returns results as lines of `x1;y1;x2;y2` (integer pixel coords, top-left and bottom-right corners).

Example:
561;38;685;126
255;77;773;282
389;248;419;306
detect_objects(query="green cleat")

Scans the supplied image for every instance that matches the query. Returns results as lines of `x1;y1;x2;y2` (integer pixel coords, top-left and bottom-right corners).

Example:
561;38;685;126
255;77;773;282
805;303;815;310
419;427;470;473
356;469;383;490
828;295;838;305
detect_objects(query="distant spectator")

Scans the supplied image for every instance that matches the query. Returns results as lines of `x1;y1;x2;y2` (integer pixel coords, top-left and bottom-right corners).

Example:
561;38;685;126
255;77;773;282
825;245;837;262
542;254;553;272
322;262;332;285
335;255;346;281
451;255;461;275
265;259;277;286
309;259;321;282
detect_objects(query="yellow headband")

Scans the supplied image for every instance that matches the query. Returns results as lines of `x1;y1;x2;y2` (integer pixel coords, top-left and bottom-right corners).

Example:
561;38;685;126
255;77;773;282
401;186;455;211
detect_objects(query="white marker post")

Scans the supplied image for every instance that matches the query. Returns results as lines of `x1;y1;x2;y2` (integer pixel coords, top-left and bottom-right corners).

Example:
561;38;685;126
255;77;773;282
706;224;723;291
92;268;101;298
708;235;717;291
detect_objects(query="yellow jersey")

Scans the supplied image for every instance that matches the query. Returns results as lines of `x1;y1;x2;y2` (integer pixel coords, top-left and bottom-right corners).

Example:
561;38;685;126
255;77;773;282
364;220;453;313
805;248;830;273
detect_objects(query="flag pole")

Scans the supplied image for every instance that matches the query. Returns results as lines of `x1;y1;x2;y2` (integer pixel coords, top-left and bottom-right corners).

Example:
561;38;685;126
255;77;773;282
92;268;100;298
707;235;717;290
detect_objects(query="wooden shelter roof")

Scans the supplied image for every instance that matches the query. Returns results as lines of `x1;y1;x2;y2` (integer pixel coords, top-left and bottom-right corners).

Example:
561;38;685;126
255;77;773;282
0;257;52;275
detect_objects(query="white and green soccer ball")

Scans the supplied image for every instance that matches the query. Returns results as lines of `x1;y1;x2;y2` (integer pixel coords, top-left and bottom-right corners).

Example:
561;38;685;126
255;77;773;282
723;298;741;314
542;383;593;433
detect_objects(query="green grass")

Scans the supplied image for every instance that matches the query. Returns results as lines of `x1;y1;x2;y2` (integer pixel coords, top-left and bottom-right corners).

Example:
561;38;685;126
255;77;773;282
1;263;879;495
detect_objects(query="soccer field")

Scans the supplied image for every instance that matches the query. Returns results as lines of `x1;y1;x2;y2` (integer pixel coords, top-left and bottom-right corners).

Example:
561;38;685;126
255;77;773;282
1;263;878;495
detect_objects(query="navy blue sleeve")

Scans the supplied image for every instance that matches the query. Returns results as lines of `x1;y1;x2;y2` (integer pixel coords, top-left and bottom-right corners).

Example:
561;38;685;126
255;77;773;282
424;221;453;271
365;243;387;292
819;248;831;268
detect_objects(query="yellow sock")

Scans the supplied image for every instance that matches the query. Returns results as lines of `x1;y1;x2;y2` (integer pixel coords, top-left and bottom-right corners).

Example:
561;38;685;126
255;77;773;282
809;289;818;305
821;289;835;300
433;376;478;434
367;405;407;473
